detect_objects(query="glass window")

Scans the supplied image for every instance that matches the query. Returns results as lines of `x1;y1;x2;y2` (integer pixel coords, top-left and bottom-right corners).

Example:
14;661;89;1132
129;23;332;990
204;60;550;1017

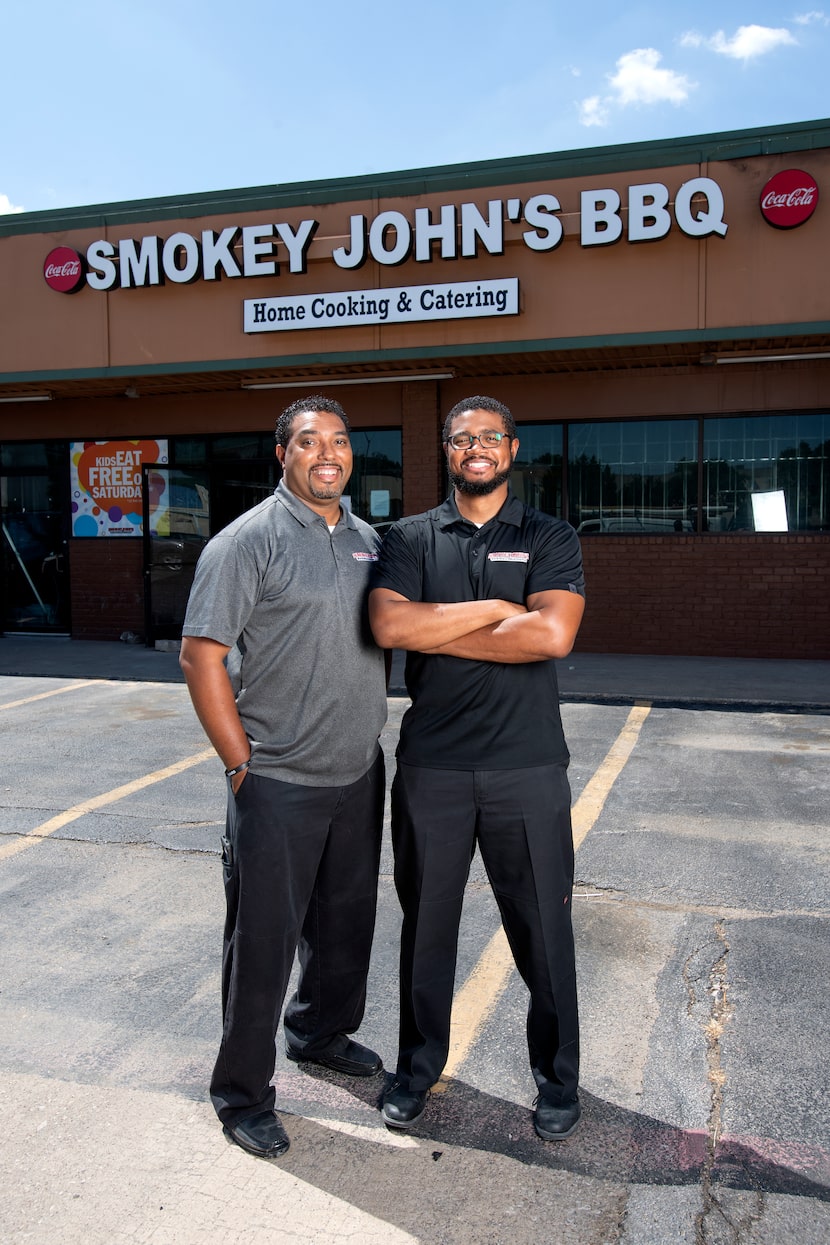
568;420;698;533
347;429;402;529
511;424;564;517
171;437;208;467
703;412;830;532
0;440;67;470
210;432;274;460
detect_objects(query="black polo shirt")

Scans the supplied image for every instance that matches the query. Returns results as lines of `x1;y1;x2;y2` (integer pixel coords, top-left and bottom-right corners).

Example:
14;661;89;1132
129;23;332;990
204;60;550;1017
373;492;585;770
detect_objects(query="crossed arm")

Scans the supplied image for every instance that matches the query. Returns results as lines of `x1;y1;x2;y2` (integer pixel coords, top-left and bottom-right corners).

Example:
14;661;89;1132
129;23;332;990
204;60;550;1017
368;587;585;664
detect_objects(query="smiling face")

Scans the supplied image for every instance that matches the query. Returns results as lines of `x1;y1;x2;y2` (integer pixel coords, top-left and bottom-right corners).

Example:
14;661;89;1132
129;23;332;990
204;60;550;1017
444;407;519;497
275;410;353;517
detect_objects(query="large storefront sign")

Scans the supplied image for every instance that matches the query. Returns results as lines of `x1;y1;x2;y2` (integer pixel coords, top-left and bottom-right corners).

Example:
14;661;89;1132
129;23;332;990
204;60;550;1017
244;277;519;333
42;176;733;295
70;439;168;536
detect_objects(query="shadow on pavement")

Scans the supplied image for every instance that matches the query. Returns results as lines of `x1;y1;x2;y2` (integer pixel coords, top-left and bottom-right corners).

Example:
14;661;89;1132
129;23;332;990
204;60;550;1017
275;1069;829;1225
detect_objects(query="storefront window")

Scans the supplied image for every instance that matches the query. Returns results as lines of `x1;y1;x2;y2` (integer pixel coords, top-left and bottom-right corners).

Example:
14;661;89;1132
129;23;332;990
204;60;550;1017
703;412;830;532
568;420;698;533
171;437;208;467
347;429;402;529
211;432;275;460
1;441;67;470
511;424;564;516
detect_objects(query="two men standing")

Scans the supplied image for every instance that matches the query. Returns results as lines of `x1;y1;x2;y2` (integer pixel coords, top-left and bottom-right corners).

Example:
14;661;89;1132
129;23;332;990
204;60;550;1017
181;392;584;1157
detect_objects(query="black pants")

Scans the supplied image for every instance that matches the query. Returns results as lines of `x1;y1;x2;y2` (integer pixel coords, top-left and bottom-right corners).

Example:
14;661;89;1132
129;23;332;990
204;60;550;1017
210;752;384;1127
391;761;579;1105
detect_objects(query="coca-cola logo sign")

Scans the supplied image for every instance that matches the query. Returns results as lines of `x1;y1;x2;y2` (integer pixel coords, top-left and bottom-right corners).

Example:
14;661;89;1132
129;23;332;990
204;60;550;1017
760;169;819;229
43;246;85;293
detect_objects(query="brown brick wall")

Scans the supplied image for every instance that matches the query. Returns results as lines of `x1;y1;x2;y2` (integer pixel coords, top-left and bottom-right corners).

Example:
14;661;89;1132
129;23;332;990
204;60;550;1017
577;535;830;659
401;382;443;515
69;538;145;640
66;503;829;660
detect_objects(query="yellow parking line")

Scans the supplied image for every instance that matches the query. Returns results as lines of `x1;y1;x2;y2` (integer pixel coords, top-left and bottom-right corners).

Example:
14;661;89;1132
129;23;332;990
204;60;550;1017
571;701;651;849
434;701;652;1091
0;746;216;862
0;680;104;711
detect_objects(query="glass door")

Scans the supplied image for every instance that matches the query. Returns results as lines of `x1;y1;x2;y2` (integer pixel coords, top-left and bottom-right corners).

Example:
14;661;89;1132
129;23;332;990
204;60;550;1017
142;466;210;643
1;472;70;633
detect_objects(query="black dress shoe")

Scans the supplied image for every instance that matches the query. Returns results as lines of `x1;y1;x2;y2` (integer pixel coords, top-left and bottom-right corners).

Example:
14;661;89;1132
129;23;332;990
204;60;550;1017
286;1035;383;1077
223;1110;290;1157
381;1082;428;1129
533;1096;581;1141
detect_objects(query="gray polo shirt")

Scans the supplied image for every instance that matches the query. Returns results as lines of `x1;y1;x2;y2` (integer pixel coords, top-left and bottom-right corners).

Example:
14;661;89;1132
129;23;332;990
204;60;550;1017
182;480;387;787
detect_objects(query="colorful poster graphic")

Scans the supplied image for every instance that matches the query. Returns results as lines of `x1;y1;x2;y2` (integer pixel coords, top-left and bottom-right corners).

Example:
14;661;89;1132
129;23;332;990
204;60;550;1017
70;440;168;537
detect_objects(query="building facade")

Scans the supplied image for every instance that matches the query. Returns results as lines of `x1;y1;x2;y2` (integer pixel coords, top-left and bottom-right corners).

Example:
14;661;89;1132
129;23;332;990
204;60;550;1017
1;119;828;658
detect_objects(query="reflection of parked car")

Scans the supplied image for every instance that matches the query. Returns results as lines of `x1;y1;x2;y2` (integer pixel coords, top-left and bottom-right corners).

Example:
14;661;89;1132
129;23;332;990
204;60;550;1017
148;533;207;633
577;516;694;533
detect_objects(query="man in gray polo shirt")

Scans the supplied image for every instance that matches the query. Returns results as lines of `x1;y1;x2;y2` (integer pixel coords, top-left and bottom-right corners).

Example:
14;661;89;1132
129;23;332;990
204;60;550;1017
180;395;387;1159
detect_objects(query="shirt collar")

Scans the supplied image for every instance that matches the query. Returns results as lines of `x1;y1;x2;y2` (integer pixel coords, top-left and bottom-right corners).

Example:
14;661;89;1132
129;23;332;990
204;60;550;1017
274;479;357;530
436;490;524;531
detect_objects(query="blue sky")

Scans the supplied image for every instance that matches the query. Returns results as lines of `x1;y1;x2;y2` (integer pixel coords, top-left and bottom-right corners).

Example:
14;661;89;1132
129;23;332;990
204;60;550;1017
1;1;829;215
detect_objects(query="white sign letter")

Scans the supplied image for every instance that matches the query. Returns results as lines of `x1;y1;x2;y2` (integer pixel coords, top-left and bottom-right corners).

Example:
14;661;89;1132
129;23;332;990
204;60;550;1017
581;189;623;247
460;200;504;257
162;232;201;283
242;224;277;276
675;178;728;238
86;240;118;290
276;219;318;274
119;236;162;287
414;205;457;261
522;194;563;252
201;227;241;280
628;183;672;243
332;215;368;269
369;211;412;265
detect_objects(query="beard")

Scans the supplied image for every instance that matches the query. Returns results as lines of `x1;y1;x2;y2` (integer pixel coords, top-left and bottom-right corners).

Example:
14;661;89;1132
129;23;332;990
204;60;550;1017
449;466;513;496
307;468;344;500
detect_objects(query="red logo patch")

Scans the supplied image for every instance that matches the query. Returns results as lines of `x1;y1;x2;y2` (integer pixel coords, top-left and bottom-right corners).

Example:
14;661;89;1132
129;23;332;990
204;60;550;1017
760;170;819;229
43;246;84;293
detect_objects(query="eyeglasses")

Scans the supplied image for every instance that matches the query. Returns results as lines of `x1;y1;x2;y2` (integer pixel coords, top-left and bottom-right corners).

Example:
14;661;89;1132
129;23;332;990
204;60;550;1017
444;431;506;450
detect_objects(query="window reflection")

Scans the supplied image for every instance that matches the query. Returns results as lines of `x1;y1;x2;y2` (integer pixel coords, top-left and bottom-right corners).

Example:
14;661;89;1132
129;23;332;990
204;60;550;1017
347;429;403;529
703;413;830;532
511;424;564;516
568;420;698;533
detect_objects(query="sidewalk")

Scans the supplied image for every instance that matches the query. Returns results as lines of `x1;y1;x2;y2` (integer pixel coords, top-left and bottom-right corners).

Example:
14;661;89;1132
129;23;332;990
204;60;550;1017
1;633;828;711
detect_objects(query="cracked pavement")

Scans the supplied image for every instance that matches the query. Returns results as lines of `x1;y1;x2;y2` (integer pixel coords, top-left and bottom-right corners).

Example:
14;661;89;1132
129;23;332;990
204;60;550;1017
0;677;828;1244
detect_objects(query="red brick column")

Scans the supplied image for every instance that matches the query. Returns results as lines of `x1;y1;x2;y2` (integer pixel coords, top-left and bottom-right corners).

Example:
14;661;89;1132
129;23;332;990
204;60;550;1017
401;382;443;516
69;538;145;640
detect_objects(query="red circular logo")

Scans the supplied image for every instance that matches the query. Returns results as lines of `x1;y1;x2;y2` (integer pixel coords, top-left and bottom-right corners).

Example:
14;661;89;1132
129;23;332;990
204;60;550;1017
760;169;819;228
43;246;84;292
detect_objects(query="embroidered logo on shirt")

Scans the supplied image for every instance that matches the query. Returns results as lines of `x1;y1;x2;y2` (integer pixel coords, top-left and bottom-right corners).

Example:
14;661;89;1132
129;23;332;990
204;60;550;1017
488;551;530;562
352;551;379;561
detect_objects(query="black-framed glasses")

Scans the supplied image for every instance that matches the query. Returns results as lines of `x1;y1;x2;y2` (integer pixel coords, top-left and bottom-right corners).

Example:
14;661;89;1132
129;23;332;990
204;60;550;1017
445;431;505;451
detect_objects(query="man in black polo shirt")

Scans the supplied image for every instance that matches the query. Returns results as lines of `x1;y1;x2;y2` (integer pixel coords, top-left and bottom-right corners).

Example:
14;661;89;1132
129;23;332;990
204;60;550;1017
369;395;585;1141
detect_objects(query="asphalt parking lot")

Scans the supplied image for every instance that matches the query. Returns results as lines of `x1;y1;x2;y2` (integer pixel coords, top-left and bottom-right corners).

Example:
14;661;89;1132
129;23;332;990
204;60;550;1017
0;661;828;1245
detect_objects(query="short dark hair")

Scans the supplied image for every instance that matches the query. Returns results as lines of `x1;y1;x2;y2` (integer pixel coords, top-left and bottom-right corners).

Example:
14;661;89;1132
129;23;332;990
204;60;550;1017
443;395;517;442
275;395;350;448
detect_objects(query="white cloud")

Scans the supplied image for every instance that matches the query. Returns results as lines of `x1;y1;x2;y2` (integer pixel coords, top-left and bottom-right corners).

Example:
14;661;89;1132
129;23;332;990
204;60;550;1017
578;47;694;127
680;24;798;60
0;193;24;215
794;10;830;25
579;95;610;127
609;47;695;104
